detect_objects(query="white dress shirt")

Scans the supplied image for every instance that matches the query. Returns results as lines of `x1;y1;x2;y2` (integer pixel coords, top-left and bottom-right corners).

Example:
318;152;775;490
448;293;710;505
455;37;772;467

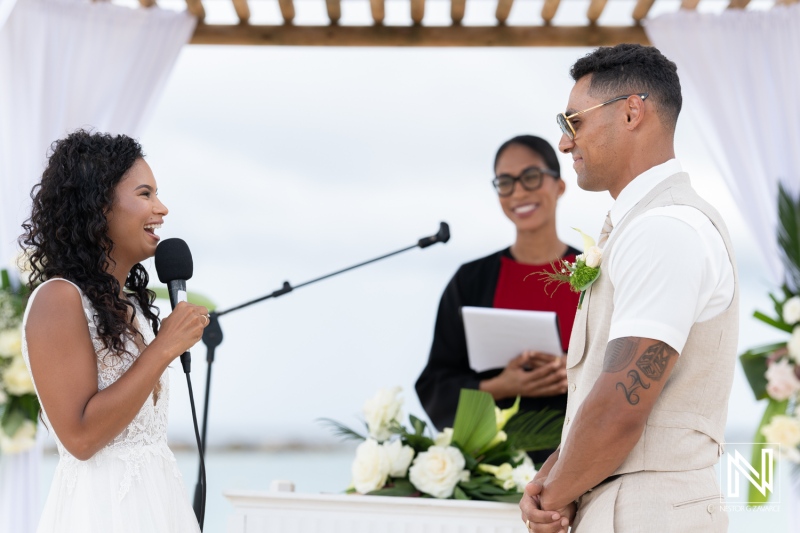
605;159;735;354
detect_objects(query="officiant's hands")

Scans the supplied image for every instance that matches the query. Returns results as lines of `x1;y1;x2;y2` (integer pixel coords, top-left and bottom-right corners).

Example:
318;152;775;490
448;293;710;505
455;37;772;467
480;351;568;401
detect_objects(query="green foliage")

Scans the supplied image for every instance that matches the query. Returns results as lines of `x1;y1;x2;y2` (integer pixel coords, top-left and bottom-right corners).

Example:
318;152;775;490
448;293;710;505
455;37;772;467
0;394;39;437
399;414;435;452
451;389;498;456
739;343;786;400
749;398;788;505
571;263;600;292
504;408;564;452
316;418;366;442
778;184;800;291
150;287;216;311
368;479;418;497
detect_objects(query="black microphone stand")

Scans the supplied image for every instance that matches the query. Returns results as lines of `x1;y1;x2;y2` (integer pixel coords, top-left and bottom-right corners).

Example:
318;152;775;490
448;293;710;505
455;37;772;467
191;222;450;519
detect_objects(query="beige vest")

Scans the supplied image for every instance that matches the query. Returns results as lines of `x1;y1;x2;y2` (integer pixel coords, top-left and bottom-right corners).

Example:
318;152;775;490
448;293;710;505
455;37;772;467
561;173;739;474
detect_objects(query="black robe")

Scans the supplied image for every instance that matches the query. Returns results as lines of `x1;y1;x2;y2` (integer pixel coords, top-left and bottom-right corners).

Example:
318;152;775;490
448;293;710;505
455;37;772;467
415;246;580;464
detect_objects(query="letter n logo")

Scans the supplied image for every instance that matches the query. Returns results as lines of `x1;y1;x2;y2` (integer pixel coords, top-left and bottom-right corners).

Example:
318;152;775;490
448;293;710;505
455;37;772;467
726;448;774;499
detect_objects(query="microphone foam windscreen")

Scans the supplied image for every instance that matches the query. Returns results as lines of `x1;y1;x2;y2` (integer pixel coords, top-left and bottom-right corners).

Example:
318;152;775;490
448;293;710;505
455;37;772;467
155;238;194;283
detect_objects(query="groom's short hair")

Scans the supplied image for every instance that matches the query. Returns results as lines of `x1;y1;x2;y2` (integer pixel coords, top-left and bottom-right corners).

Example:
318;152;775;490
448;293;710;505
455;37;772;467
570;44;682;132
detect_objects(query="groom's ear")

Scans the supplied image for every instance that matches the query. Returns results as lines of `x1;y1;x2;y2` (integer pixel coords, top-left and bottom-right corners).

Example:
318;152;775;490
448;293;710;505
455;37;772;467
624;94;646;131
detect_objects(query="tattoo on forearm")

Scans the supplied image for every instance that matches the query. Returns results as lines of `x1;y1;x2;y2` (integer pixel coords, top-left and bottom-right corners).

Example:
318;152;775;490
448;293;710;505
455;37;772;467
603;338;638;373
636;342;677;381
615;370;650;405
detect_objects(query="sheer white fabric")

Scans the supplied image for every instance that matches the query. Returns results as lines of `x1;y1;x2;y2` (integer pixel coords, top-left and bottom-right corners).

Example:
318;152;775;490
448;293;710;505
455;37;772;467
20;279;200;533
0;3;194;531
645;5;800;286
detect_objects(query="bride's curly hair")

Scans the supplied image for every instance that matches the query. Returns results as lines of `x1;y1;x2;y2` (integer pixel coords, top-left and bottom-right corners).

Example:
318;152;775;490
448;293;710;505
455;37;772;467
20;129;160;356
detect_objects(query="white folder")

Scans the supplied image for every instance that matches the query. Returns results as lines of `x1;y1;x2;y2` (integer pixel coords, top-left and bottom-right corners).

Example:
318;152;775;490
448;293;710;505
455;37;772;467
462;306;563;373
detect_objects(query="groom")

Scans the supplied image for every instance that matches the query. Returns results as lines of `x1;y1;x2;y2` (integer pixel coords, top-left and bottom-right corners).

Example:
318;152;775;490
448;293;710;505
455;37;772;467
520;44;737;532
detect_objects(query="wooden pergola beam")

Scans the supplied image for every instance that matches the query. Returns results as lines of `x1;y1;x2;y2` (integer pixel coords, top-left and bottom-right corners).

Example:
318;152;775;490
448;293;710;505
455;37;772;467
278;0;295;24
727;0;750;7
370;0;385;24
326;0;342;24
632;0;656;22
541;0;561;24
586;0;608;23
138;0;157;8
680;0;701;9
452;0;466;24
496;0;514;24
231;0;250;23
185;0;205;21
191;23;650;47
411;0;425;25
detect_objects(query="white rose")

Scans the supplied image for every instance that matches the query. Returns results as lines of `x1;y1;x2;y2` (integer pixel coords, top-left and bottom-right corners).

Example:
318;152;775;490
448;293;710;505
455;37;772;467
784;297;800;326
408;445;468;499
3;355;35;396
0;329;22;357
761;415;800;462
584;246;603;268
351;438;390;494
788;328;800;363
0;419;37;454
765;358;800;401
363;387;403;442
511;462;538;492
433;427;453;447
383;439;415;478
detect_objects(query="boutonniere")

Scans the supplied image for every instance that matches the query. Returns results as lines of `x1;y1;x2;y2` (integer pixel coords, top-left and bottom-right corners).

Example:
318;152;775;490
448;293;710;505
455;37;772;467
541;228;602;309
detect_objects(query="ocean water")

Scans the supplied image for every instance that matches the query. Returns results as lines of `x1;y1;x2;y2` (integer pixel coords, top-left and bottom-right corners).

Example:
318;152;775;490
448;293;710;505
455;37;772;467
39;440;793;533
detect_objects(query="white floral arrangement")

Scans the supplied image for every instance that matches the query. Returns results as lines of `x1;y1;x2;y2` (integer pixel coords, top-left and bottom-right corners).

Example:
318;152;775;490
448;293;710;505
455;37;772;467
0;267;39;455
739;184;800;504
322;387;562;502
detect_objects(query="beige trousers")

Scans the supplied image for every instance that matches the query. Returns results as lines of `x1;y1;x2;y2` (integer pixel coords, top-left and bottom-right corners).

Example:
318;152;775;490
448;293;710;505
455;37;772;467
572;467;728;533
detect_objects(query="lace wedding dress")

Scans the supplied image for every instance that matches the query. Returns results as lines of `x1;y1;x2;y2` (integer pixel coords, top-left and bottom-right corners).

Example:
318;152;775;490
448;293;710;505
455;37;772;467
21;279;200;533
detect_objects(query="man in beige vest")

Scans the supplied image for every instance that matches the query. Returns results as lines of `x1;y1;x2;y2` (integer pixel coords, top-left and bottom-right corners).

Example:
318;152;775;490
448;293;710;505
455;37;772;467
519;44;737;533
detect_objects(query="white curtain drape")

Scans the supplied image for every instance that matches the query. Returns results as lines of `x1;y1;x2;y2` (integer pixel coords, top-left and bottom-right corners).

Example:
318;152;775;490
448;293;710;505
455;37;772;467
0;1;195;532
646;6;800;528
645;5;800;287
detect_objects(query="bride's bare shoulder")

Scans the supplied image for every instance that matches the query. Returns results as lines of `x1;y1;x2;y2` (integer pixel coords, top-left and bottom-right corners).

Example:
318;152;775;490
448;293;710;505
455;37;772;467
27;279;85;328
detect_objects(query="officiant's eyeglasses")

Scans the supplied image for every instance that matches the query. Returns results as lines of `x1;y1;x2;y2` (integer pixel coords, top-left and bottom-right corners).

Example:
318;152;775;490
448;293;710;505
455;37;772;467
557;93;649;140
493;166;559;197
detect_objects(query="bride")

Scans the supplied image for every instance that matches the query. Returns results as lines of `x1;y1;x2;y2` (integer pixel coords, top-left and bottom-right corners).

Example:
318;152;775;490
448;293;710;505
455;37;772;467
19;130;208;532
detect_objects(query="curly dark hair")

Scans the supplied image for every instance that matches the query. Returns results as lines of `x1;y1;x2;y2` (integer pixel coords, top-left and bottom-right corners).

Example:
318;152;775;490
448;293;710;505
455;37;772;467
494;135;561;177
570;44;682;131
20;129;160;356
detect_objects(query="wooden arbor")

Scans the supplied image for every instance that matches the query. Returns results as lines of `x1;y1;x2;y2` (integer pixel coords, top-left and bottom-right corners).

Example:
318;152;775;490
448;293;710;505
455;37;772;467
161;0;796;46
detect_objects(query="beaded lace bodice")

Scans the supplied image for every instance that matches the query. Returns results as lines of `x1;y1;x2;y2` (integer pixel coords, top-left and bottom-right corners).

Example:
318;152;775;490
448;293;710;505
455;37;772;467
21;279;177;501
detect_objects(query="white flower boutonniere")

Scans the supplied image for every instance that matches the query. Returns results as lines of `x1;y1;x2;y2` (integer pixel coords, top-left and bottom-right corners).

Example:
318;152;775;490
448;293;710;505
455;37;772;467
541;228;602;309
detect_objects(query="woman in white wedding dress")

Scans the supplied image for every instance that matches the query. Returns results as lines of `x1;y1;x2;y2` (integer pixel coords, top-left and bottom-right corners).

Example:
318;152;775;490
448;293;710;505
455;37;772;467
19;130;208;532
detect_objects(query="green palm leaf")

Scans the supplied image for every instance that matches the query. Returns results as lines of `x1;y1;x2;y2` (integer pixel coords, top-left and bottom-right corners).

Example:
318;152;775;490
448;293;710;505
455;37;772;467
504;408;564;452
777;184;800;291
317;418;367;442
451;389;498;456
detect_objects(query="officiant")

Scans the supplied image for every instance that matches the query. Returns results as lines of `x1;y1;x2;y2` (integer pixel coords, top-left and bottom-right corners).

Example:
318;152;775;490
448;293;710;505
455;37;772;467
415;135;580;464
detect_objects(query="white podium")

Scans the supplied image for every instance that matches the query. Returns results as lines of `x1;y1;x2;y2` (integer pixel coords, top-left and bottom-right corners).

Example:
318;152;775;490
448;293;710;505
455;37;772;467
224;487;527;533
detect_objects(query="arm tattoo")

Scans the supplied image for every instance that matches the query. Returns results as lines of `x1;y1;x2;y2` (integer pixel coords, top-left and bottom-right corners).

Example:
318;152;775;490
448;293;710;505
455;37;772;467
616;370;650;405
603;338;638;373
636;342;677;381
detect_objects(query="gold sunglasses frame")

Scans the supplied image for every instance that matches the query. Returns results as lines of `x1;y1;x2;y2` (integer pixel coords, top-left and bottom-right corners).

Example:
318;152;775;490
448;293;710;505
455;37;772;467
557;93;649;140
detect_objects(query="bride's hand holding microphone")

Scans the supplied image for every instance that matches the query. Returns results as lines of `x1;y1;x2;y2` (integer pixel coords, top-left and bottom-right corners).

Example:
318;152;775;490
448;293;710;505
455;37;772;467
150;302;210;363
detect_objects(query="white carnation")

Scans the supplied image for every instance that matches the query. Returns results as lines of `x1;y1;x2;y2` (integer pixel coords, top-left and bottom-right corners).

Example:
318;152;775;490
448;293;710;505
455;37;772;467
788;328;800;363
765;358;800;402
433;427;453;447
351;438;390;494
0;419;37;454
784;297;800;326
761;415;800;463
363;387;403;442
584;246;603;268
511;462;538;492
383;439;415;478
0;329;22;358
408;445;468;499
3;355;35;395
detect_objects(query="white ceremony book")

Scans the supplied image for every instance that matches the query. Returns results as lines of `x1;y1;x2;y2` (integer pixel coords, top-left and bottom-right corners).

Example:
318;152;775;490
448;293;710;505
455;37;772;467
462;306;562;373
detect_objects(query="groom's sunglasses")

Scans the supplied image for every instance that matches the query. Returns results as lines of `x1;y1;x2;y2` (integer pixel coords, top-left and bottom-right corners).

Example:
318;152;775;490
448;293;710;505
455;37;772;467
557;93;649;140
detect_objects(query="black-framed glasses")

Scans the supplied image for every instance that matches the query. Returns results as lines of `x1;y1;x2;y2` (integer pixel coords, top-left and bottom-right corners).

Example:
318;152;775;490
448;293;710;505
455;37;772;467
492;166;559;197
557;93;649;140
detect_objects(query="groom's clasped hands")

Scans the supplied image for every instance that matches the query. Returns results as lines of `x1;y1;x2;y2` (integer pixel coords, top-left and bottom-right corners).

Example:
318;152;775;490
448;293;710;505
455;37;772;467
520;480;575;533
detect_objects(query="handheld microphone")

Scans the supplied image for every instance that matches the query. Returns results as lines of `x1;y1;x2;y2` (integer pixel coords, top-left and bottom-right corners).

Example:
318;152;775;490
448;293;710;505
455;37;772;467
154;238;194;373
417;222;451;249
